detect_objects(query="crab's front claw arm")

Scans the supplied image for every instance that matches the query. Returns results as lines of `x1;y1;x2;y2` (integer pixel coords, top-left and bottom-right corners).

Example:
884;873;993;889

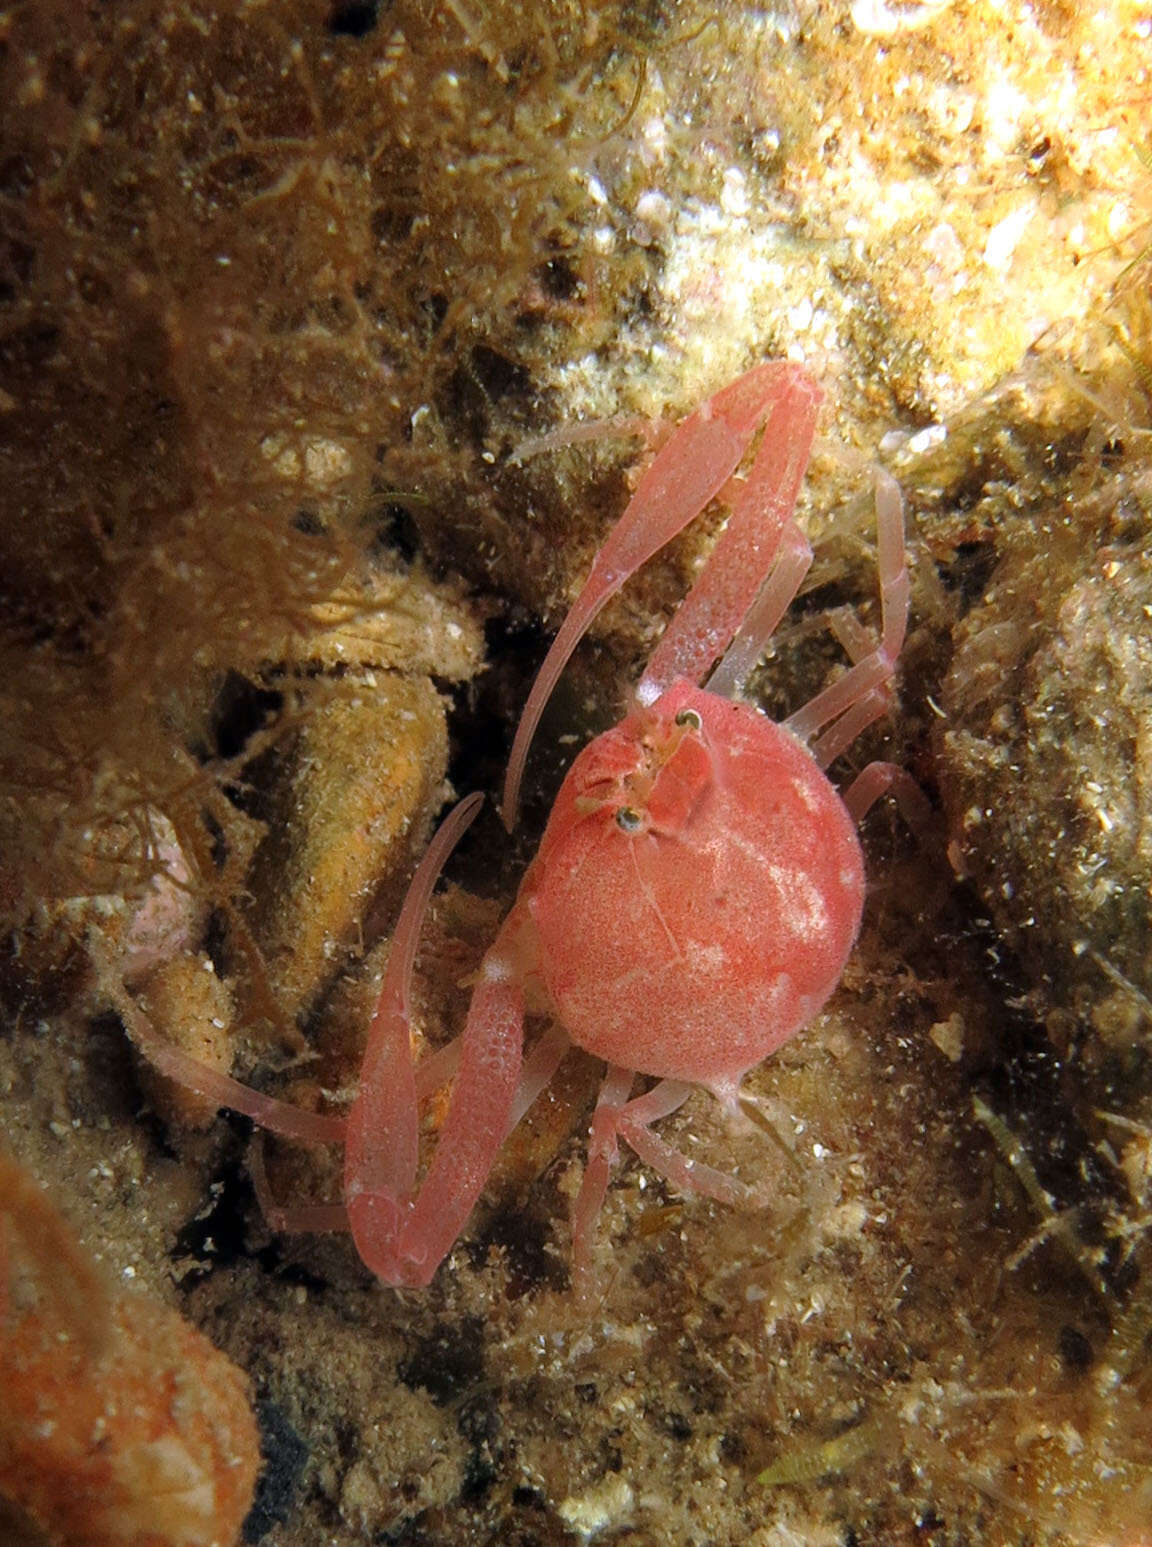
349;970;525;1287
343;792;527;1288
502;361;821;830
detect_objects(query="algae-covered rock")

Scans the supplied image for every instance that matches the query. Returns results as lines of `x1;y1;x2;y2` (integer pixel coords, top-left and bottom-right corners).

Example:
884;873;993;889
938;471;1152;1099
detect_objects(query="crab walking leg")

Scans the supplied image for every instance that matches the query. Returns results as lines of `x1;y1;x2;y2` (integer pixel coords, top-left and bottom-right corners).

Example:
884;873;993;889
807;570;905;766
345;795;540;1288
842;760;935;839
116;989;347;1144
249;1137;351;1235
571;1065;638;1298
707;521;815;699
638;365;821;702
809;686;892;770
509;1023;572;1128
618;1090;765;1209
784;468;909;744
502;361;816;831
572;1071;773;1298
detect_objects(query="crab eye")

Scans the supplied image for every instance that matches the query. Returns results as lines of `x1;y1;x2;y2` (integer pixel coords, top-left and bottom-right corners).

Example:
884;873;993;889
615;805;643;833
674;707;702;731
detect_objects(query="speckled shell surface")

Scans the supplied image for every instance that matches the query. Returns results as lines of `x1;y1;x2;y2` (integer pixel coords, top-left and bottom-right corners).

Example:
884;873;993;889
527;680;865;1085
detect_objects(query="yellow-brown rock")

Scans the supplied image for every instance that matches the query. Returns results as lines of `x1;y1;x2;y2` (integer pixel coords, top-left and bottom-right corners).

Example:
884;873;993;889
245;672;454;1026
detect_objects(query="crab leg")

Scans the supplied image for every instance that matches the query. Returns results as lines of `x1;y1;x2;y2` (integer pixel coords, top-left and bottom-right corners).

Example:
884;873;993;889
246;1024;567;1246
842;760;934;838
784;469;909;747
615;1079;766;1208
502;361;820;830
345;792;532;1287
117;989;347;1144
571;1064;637;1299
343;791;480;1281
571;1072;771;1299
374;970;524;1286
509;1023;572;1127
638;366;820;702
809;687;892;769
249;1137;350;1235
706;521;814;699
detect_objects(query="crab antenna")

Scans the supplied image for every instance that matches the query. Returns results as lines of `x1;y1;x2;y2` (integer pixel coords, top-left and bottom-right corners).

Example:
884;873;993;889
501;362;798;831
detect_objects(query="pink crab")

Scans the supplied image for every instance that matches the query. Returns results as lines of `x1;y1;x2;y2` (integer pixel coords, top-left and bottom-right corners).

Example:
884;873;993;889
132;361;914;1296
